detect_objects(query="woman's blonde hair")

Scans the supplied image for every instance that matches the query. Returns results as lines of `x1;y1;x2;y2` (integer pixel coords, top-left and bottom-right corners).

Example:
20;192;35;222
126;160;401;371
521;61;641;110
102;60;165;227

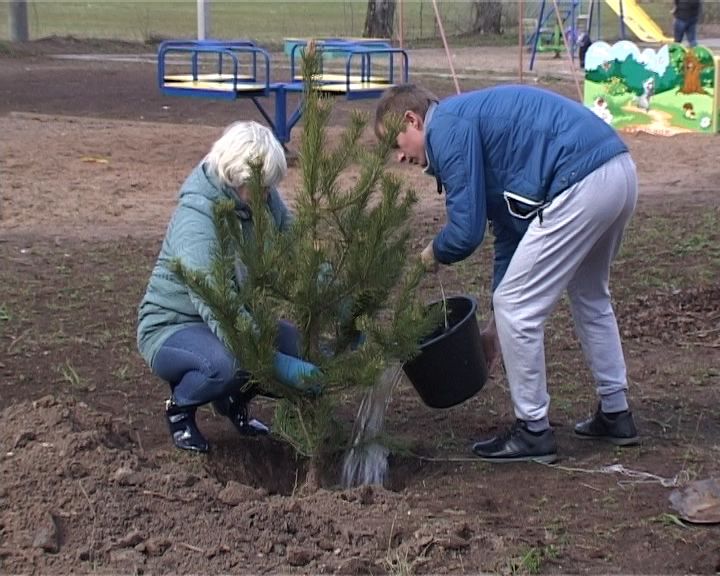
205;121;287;190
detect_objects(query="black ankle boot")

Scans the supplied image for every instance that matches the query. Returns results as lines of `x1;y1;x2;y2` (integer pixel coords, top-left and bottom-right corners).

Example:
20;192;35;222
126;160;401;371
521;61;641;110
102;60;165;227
165;399;209;453
213;393;269;436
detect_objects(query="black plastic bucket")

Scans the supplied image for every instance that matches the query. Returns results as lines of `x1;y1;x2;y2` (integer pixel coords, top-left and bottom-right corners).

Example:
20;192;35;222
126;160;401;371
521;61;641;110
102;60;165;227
403;295;487;409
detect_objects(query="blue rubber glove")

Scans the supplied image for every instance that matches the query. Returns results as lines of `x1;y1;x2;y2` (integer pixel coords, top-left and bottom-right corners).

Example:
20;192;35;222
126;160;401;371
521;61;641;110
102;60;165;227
273;351;321;393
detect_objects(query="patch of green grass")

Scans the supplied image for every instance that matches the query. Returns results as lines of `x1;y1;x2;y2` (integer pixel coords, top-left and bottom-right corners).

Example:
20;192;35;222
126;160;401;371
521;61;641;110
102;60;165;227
58;360;96;392
0;1;480;44
599;493;618;507
0;0;686;46
531;495;549;513
385;544;421;576
59;360;82;387
615;207;719;293
8;1;674;56
111;364;131;382
674;212;720;255
0;304;11;340
508;544;559;575
552;396;575;416
653;512;688;529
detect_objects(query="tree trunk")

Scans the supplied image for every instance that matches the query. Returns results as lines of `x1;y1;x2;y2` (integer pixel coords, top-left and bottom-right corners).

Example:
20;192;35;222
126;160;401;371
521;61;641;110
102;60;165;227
364;0;395;39
299;459;321;494
472;1;504;34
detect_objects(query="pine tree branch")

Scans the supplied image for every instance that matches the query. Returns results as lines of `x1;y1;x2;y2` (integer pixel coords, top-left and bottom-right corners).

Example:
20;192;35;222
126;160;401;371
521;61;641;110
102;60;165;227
166;44;436;466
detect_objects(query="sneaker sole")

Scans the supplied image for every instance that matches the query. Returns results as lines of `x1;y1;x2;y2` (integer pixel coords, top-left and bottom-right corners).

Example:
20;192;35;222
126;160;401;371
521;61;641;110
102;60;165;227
473;453;558;464
574;432;640;446
174;444;209;453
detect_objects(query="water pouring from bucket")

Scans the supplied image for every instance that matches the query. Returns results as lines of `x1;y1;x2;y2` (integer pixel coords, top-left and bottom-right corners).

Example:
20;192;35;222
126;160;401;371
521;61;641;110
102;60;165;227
340;294;487;487
341;363;403;488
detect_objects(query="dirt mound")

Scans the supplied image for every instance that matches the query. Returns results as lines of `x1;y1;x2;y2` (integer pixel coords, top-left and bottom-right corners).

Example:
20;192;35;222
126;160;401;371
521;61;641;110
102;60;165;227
0;395;473;574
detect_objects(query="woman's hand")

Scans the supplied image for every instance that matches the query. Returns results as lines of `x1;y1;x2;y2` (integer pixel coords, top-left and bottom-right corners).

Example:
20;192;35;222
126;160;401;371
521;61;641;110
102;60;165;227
273;352;321;394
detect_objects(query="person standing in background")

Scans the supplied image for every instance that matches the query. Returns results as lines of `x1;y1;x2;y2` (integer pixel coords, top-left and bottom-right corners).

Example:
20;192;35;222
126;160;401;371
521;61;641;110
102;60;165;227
673;0;702;47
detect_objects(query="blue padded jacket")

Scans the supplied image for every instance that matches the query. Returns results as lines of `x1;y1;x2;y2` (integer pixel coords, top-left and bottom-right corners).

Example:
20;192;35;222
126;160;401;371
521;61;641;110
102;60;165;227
425;85;628;289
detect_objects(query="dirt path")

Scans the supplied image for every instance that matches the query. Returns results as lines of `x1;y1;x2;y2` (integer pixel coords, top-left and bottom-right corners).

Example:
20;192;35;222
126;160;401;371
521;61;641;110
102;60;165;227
623;103;694;136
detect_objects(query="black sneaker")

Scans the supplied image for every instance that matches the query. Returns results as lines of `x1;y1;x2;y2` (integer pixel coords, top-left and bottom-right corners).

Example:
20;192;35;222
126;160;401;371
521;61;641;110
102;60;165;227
165;399;209;453
574;405;639;446
213;393;270;436
472;420;558;464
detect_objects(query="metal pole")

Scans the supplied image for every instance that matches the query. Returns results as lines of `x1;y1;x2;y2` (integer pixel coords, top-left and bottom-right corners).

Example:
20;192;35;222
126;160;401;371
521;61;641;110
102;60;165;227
595;0;601;40
8;0;29;42
587;0;595;38
571;0;577;59
430;0;460;94
197;0;210;40
530;0;546;71
551;0;582;101
518;0;524;83
398;0;404;48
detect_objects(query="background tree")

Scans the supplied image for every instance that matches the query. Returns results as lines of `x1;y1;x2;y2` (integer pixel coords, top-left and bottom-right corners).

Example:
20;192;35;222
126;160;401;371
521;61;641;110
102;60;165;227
364;0;396;38
471;1;504;34
174;45;435;490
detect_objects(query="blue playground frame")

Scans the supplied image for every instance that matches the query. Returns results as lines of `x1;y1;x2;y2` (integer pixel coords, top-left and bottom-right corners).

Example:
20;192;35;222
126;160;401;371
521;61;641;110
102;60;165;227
157;38;410;145
526;0;667;70
527;0;581;70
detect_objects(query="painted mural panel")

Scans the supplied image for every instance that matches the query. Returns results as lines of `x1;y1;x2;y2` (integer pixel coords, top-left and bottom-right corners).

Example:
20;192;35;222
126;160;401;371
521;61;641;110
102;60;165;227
584;40;719;136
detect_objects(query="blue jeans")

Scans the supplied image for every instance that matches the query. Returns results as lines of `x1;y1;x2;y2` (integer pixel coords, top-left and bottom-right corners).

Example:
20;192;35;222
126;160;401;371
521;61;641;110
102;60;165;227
673;17;698;47
153;321;300;407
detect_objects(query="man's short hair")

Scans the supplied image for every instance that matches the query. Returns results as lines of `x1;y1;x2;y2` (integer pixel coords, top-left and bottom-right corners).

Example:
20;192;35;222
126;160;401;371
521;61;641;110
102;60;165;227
374;84;439;137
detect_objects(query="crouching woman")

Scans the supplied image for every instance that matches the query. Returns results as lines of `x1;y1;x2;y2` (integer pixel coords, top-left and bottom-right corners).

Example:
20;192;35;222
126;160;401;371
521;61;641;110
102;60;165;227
137;121;315;453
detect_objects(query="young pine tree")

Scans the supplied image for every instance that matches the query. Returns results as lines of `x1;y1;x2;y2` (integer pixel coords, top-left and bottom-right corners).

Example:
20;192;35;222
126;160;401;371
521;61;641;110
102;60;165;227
173;44;435;489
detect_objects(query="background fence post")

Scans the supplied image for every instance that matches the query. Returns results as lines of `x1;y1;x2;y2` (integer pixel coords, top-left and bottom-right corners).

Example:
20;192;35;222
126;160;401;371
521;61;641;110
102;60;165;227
9;0;29;42
197;0;211;40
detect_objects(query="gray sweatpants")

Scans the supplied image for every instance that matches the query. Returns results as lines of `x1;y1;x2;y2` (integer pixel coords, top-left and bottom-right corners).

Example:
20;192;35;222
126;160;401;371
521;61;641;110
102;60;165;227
493;153;638;427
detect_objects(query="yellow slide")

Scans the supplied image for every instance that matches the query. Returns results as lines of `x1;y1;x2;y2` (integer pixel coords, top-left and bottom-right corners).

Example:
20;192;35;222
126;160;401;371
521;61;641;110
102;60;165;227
603;0;673;43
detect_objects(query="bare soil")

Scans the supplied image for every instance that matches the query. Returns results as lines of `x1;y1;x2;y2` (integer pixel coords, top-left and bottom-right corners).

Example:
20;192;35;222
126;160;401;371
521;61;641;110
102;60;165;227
1;38;719;574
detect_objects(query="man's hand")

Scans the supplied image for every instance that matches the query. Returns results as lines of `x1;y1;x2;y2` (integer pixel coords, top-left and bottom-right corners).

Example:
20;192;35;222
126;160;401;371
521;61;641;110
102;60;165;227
420;241;439;273
480;312;501;375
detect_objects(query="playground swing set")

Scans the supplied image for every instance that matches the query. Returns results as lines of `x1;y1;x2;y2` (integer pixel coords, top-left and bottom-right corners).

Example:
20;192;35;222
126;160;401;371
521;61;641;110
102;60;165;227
526;0;673;70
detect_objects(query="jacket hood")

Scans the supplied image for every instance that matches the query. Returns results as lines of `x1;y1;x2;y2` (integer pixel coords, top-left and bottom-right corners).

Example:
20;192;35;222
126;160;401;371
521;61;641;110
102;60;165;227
178;161;253;220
